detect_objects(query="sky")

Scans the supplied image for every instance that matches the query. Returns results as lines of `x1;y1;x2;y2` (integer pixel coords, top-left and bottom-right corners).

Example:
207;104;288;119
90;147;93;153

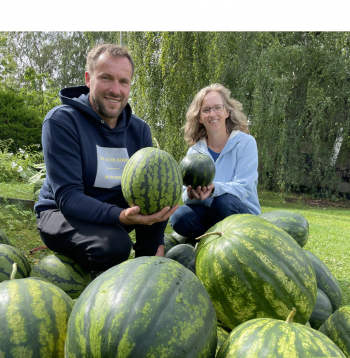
2;0;350;31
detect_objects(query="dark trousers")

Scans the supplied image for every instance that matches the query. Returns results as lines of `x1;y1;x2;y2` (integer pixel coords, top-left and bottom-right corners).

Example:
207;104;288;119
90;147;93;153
170;193;251;241
37;209;167;272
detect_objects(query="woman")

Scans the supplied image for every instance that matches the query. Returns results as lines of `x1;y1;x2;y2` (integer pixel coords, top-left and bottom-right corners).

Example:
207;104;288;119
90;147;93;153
170;83;261;241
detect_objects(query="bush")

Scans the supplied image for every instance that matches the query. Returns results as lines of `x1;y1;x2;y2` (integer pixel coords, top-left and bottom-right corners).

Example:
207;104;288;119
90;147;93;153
0;89;42;152
0;139;43;183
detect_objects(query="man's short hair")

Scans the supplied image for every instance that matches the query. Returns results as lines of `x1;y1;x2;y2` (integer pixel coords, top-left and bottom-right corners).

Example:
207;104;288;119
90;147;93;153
86;43;134;76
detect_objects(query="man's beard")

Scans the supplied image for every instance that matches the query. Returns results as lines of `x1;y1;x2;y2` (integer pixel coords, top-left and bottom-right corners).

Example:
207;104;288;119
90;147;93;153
91;93;127;120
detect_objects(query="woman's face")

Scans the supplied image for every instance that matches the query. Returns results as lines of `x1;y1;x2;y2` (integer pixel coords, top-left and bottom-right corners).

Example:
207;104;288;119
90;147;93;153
198;91;229;136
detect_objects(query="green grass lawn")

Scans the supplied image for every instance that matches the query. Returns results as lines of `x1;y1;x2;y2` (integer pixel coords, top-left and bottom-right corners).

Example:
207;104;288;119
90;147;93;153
1;184;350;307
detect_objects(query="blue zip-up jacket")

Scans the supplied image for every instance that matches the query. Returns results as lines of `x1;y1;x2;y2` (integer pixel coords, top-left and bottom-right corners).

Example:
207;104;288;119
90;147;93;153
182;130;261;215
34;85;153;225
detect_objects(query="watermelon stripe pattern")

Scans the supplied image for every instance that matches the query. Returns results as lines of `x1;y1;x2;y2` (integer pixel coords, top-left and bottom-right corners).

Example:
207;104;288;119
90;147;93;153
30;254;92;299
0;278;74;357
0;244;31;282
216;317;346;357
0;230;11;245
65;256;217;357
319;306;350;358
196;215;317;330
121;148;183;215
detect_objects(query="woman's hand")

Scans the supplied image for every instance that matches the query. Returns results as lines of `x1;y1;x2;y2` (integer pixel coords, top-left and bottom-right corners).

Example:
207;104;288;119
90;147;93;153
187;183;215;201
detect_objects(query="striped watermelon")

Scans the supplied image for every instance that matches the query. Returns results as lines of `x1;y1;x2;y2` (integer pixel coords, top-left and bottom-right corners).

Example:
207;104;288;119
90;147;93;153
195;214;317;330
319;306;350;358
164;233;178;254
309;288;333;329
0;277;74;357
179;153;216;188
216;325;230;356
0;230;11;245
29;253;92;299
259;210;309;247
216;308;346;357
304;249;342;312
165;244;196;268
65;256;217;357
0;244;31;282
121;147;183;215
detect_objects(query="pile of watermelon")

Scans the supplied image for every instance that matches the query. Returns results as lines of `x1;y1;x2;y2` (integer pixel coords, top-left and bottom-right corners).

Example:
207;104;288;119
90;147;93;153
0;148;349;357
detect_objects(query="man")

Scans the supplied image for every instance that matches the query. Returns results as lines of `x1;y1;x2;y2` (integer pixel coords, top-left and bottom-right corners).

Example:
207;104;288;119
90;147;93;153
34;43;178;273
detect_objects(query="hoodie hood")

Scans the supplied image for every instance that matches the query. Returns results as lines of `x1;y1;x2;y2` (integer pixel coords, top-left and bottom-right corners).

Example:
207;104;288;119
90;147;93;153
58;85;132;133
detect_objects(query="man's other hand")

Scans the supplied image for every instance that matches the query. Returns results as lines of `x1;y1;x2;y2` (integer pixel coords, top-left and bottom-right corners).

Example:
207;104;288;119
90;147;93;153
119;205;180;226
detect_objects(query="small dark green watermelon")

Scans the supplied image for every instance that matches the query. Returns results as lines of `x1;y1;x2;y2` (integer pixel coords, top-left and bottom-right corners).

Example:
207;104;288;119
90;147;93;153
29;253;92;299
304;249;342;312
171;230;195;246
216;309;345;357
186;257;196;274
179;153;216;188
164;233;178;254
165;244;196;268
121;147;183;215
0;244;31;282
0;230;11;245
259;210;309;247
309;288;333;329
319;306;350;358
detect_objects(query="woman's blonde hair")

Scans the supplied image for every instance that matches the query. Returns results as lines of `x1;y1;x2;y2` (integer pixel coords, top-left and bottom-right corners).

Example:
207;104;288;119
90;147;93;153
184;83;249;146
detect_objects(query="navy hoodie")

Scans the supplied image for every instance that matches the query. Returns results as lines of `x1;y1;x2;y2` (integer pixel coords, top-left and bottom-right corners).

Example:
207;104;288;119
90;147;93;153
34;86;153;225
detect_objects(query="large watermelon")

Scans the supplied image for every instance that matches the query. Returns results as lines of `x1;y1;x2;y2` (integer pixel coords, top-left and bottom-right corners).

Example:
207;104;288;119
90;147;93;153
0;277;74;357
0;229;11;245
29;253;92;299
304;249;342;312
121;147;183;215
319;306;350;358
195;214;317;330
179;153;216;188
216;308;346;357
259;210;309;247
65;256;217;357
0;244;31;282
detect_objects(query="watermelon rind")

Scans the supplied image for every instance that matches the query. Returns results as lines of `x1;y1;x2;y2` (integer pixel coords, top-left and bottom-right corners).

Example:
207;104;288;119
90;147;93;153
259;210;309;247
65;256;217;357
0;244;31;282
216;316;346;357
196;214;317;330
0;230;11;246
309;288;333;329
319;306;350;358
164;233;178;254
304;249;342;312
165;243;196;268
29;253;92;299
0;278;74;357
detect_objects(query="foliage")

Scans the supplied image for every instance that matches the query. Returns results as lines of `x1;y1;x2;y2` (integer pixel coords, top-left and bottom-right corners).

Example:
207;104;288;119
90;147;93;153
1;31;350;196
0;139;43;182
0;90;43;152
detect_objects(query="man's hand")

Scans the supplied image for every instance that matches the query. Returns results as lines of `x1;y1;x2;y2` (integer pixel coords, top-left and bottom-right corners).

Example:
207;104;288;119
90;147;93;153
155;244;165;257
119;204;180;226
187;183;215;201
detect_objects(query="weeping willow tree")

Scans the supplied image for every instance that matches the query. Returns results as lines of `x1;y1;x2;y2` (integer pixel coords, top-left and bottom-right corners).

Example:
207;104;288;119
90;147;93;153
126;31;350;196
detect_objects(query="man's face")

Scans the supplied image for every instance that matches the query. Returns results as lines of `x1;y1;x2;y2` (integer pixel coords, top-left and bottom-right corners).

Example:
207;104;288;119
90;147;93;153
85;53;132;126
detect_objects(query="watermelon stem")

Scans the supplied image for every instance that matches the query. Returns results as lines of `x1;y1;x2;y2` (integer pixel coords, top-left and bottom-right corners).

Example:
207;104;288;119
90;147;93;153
195;232;224;241
10;263;17;280
286;307;297;324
